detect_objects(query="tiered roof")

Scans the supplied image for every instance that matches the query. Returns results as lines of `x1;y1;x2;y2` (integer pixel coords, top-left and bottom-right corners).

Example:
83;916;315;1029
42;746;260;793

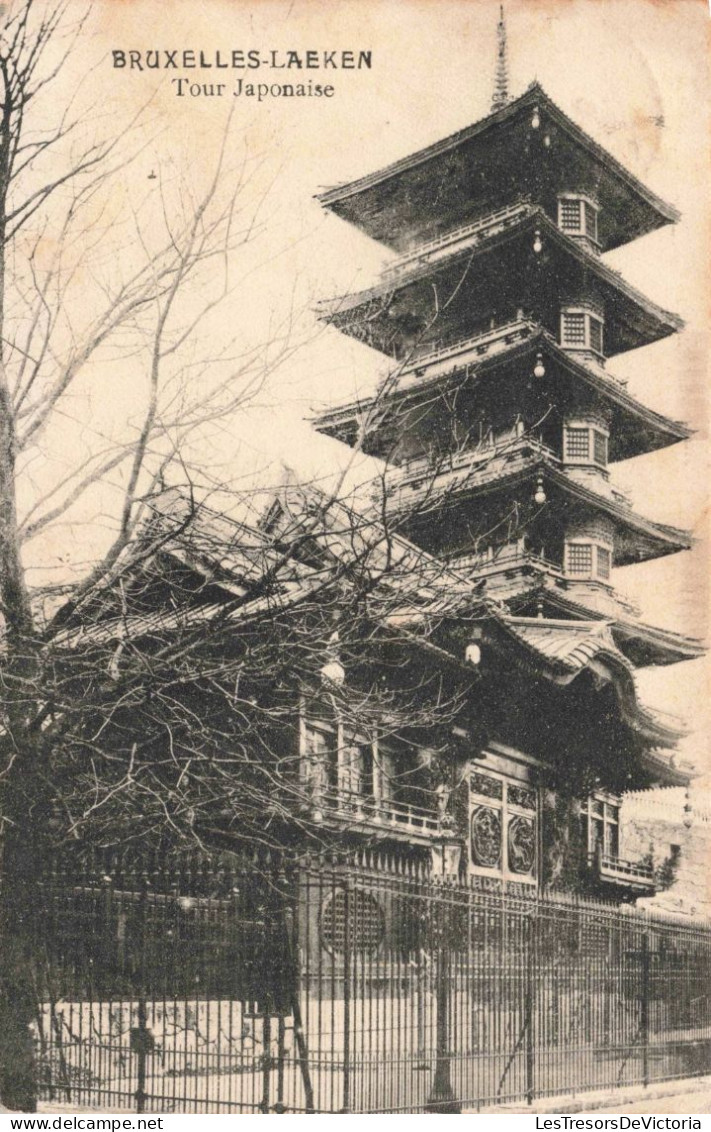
313;78;701;776
317;207;682;358
318;83;678;253
488;615;688;782
388;444;691;565
315;325;690;462
504;584;702;668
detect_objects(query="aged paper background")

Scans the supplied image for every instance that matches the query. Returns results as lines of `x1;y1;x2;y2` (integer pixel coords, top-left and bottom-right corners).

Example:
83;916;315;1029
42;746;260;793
32;0;707;774
3;0;708;1116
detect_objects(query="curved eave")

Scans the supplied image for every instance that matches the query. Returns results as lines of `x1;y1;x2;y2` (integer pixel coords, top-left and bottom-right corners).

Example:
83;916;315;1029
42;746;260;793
460;332;691;458
393;457;692;566
317;83;678;253
612;621;705;668
544;465;692;563
494;614;624;677
318;211;682;360
490;614;685;749
509;584;704;667
639;750;691;788
313;329;690;461
532;337;691;457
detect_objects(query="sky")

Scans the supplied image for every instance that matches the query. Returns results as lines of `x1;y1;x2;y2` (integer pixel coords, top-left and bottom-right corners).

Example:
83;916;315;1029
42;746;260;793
16;0;710;779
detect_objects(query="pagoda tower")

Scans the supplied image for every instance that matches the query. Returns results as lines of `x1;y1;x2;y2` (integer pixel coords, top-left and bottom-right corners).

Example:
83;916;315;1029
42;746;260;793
314;80;701;697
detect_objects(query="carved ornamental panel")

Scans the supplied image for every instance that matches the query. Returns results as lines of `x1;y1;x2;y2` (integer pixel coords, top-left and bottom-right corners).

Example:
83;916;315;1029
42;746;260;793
469;765;538;885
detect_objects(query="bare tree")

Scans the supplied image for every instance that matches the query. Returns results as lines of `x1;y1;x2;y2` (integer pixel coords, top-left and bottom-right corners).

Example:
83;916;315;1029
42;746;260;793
0;0;315;1109
0;3;555;1113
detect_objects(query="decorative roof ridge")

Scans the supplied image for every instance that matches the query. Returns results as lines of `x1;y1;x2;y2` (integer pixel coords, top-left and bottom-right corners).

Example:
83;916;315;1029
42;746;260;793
493;611;626;671
49;482;501;650
316;83;679;228
500;613;610;631
144;485;268;539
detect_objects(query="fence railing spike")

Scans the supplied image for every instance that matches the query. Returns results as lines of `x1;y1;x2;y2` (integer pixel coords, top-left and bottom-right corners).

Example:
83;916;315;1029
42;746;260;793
32;845;711;1114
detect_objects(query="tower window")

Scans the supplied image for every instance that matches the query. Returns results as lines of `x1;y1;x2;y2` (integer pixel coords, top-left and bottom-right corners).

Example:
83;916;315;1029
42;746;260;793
559;198;582;231
593;430;608;466
565;427;591;459
560;308;605;357
589;317;604;355
567;543;593;575
566;541;613;580
584;201;599;241
561;312;586;345
557;195;600;245
564;423;609;467
596;546;611;579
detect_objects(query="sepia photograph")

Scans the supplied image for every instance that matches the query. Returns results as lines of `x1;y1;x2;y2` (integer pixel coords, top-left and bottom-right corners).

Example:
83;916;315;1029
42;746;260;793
0;0;709;1118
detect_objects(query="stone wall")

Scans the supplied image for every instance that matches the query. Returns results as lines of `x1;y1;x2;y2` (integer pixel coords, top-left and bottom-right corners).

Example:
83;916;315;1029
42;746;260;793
621;787;711;920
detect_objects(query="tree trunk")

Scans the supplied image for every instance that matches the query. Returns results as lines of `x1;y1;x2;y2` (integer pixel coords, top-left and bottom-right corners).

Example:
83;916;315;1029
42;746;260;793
0;820;42;1112
0;934;38;1111
0;731;51;1112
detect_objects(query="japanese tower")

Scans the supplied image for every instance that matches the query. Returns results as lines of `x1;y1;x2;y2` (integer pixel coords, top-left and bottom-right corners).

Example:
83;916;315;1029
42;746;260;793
313;37;701;847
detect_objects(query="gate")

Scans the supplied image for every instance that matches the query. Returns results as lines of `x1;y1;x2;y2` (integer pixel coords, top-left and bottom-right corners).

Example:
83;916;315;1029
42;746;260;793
30;851;711;1113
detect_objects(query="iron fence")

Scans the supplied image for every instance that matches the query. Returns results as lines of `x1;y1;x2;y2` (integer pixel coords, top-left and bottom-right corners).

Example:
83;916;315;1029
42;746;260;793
24;849;711;1113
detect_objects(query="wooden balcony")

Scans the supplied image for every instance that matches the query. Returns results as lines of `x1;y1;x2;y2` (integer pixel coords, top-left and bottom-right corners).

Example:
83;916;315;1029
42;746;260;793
381;200;533;281
405;316;539;372
317;788;450;843
390;430;634;520
450;542;564;582
587;849;655;893
390;434;559;498
449;544;640;617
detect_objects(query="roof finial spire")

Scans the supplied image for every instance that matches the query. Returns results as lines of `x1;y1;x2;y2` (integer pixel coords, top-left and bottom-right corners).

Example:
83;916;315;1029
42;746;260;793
491;4;509;113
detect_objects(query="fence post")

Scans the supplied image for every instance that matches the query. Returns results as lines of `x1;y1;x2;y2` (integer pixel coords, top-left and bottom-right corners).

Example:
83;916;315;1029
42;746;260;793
260;1014;272;1114
525;910;536;1105
426;887;460;1114
283;900;315;1113
341;882;351;1113
130;881;151;1114
641;931;650;1088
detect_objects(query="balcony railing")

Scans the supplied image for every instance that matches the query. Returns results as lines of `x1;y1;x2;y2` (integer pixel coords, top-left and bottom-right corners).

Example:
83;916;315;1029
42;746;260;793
449;544;639;616
381;200;533;280
404;316;538;372
450;542;564;581
588;849;655;891
391;319;625;390
319;788;447;838
389;429;637;521
389;435;559;500
611;487;632;509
